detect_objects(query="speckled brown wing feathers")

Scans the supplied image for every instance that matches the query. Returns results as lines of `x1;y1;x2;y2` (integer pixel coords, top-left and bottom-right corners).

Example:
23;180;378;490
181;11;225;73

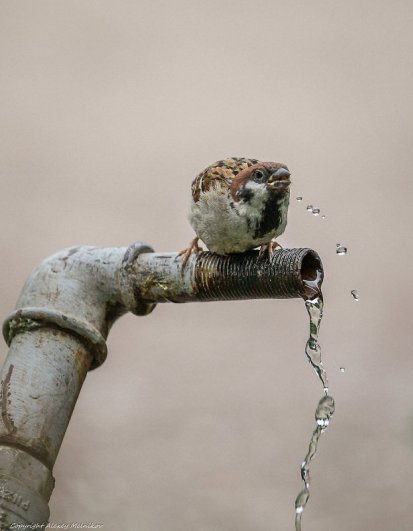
191;157;260;202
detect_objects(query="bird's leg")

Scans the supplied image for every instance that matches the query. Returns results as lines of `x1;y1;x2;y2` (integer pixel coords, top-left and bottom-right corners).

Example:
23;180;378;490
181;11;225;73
177;236;203;269
257;240;282;261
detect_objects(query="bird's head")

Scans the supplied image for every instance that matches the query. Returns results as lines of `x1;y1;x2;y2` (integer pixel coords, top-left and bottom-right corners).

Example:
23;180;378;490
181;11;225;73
230;162;291;203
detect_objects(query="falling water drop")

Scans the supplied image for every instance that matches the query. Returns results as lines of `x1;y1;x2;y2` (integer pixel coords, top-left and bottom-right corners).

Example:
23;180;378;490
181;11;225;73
351;290;359;301
340;367;346;373
297;196;303;202
306;204;313;212
312;208;320;216
336;245;347;255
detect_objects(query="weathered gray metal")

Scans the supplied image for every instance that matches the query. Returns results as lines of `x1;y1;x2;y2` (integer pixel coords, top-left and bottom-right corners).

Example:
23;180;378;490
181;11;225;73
0;242;323;528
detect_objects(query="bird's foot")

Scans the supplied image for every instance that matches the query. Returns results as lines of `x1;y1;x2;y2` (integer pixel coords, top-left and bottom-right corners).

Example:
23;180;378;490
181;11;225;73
257;241;282;261
177;237;204;269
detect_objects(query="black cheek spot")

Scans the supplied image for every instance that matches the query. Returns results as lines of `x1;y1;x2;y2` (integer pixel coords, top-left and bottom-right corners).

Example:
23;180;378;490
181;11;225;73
239;187;254;203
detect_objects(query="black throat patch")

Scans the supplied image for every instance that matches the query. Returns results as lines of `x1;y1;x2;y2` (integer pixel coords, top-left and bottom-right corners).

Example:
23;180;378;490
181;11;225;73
252;193;284;239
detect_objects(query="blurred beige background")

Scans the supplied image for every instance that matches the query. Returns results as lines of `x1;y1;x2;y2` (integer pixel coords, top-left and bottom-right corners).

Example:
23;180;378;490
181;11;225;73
1;1;413;530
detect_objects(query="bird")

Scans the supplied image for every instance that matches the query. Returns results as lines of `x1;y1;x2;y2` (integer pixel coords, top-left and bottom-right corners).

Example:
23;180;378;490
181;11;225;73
179;157;291;266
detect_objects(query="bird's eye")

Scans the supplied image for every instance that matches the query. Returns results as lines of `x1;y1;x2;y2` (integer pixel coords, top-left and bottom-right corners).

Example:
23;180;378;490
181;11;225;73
254;170;265;181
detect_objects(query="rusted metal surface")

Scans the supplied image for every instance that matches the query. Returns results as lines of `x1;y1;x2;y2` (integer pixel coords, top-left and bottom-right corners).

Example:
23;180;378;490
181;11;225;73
0;241;323;528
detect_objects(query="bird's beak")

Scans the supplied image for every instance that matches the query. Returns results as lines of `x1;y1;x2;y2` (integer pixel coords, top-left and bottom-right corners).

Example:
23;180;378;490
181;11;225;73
268;167;291;189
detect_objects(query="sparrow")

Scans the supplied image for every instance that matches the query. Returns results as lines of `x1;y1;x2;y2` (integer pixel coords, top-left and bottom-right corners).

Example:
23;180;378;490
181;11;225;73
179;157;291;265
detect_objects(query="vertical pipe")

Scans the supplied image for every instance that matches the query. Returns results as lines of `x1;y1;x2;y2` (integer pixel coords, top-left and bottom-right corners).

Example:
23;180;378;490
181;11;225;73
0;328;92;527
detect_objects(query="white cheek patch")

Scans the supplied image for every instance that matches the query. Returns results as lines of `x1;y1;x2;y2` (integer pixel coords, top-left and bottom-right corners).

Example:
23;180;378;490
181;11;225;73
236;182;268;220
244;181;268;204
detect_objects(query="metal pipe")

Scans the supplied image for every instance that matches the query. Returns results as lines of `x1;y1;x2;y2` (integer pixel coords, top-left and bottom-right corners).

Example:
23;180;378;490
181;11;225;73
129;248;323;303
0;242;323;528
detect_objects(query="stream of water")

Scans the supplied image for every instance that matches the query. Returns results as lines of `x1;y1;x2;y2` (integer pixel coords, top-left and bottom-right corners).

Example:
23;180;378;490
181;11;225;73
294;274;335;531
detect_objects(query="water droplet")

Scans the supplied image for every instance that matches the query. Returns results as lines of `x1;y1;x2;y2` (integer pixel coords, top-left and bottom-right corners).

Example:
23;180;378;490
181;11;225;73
340;367;346;372
306;204;313;212
351;290;359;301
312;208;320;216
321;215;326;219
296;196;303;202
336;245;347;255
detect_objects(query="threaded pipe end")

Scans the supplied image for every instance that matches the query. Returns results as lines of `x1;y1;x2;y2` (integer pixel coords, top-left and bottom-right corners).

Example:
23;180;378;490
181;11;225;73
194;248;322;301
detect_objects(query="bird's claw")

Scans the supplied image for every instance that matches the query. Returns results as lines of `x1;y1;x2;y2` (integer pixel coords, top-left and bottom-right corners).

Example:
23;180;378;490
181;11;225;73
257;241;282;261
177;237;203;269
